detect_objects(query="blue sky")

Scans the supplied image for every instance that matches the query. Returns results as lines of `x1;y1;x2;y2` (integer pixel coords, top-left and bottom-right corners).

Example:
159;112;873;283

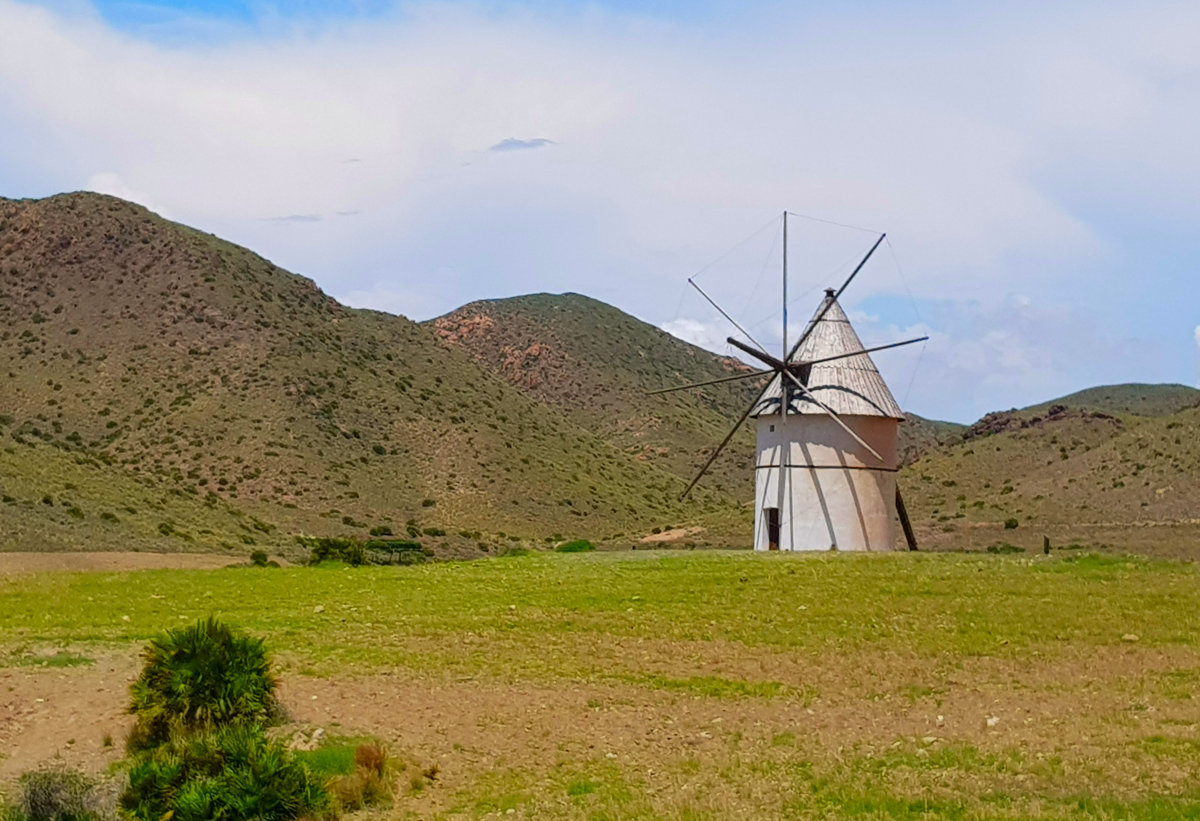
1;0;1198;422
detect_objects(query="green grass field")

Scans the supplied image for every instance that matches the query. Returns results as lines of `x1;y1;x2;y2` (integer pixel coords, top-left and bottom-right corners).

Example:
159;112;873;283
3;549;1200;819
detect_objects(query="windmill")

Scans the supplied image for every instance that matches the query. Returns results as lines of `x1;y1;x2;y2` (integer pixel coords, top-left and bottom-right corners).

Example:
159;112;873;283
653;212;926;551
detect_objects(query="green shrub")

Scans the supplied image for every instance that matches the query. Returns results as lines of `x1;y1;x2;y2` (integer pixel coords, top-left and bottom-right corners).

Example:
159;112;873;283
12;765;113;821
556;540;595;553
300;537;423;566
121;725;328;821
1003;518;1019;530
301;537;367;566
248;550;273;568
363;539;424;564
128;617;278;752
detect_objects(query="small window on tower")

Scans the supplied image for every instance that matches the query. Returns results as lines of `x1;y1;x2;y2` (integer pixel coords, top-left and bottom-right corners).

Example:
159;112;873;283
769;424;775;432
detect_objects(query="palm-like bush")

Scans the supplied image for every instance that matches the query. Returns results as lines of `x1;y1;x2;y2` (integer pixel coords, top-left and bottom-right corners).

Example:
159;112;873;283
121;725;329;821
128;617;278;751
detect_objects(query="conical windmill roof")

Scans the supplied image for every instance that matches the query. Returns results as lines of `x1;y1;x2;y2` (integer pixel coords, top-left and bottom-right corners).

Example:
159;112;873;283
753;291;904;419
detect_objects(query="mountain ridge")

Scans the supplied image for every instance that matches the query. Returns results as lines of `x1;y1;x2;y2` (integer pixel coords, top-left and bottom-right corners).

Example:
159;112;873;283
0;192;736;555
2;191;1196;557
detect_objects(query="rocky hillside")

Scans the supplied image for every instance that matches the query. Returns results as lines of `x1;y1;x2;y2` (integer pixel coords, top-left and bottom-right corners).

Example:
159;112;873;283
430;294;761;497
900;395;1200;555
0;193;737;554
3;192;1194;557
429;294;964;489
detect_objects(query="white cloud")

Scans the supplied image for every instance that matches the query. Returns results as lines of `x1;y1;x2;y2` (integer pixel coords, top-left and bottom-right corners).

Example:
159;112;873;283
1194;325;1200;350
335;281;452;320
660;318;732;356
86;171;171;219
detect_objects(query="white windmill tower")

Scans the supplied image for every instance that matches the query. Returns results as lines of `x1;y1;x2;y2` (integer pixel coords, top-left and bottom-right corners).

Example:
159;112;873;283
654;213;925;551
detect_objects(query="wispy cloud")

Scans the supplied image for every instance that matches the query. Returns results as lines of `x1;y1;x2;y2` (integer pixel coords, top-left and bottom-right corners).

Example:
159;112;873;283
489;137;556;152
661;318;731;355
263;213;323;223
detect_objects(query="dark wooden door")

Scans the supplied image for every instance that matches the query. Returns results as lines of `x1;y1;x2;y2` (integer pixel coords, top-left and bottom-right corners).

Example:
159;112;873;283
767;507;780;551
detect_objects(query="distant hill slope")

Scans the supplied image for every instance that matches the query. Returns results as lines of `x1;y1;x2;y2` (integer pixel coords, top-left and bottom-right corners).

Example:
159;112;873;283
900;402;1200;554
429;293;961;487
898;414;966;466
0;193;736;553
962;384;1200;441
429;293;761;497
1023;383;1200;418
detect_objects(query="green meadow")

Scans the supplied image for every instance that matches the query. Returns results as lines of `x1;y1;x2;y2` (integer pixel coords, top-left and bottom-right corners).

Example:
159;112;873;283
3;549;1200;819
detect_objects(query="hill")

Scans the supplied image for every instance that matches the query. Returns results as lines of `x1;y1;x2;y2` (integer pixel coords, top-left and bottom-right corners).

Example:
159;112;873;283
429;293;761;497
0;193;738;554
897;413;966;465
1023;383;1200;418
429;294;963;485
4;191;1194;558
901;402;1200;555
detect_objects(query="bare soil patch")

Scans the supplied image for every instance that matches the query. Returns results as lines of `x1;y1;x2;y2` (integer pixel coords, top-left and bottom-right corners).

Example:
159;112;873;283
0;551;243;575
640;526;704;544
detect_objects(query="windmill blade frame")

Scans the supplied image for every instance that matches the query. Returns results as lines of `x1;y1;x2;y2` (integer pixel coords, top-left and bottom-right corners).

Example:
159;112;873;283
647;368;770;396
780;369;884;463
688;278;772;358
726;336;787;371
786;233;885;363
681;375;774;499
799;335;929;368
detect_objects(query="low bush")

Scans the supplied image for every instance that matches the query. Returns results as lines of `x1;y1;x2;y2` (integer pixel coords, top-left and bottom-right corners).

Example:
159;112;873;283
300;537;367;566
121;725;328;821
556;539;595;553
1003;518;1020;530
299;537;424;566
328;741;394;812
128;617;278;752
9;765;115;821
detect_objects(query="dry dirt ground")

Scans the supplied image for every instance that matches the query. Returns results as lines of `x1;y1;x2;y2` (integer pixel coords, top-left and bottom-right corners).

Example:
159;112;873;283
4;641;1199;815
0;551;244;574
